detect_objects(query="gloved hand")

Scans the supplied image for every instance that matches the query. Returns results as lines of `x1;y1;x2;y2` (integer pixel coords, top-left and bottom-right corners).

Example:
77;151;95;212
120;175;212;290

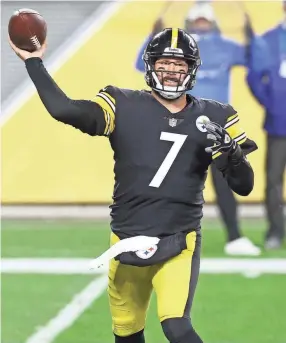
205;121;237;155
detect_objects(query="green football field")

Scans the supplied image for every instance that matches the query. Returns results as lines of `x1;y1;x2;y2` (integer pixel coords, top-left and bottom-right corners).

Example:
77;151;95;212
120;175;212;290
2;218;286;343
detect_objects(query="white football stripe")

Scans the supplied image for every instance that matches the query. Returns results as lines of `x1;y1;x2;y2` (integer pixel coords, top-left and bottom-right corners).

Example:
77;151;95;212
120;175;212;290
224;116;239;128
25;275;108;343
234;132;247;142
97;93;116;113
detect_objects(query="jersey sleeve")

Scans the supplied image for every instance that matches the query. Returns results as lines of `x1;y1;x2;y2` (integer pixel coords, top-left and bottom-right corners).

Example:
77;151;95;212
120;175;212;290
212;105;258;160
93;85;116;136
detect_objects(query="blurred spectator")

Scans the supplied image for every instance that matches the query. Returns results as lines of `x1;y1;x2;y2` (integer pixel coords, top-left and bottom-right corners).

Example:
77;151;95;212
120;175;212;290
135;3;265;256
247;0;286;250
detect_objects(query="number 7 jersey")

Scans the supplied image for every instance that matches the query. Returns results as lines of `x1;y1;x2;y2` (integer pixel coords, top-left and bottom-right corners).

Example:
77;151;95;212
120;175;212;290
93;86;257;238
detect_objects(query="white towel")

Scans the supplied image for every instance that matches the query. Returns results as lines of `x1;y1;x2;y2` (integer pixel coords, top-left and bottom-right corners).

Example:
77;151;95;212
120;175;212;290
89;235;160;270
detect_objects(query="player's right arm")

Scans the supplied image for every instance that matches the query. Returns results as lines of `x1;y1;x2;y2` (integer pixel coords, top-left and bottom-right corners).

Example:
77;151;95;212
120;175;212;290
8;38;115;136
25;57;115;136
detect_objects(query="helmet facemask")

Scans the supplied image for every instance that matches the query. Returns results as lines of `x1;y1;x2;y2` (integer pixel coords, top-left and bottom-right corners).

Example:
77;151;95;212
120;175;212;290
144;49;201;100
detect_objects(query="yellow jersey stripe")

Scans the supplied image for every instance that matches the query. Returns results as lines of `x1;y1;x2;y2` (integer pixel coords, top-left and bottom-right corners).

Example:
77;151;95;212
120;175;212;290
234;133;247;145
93;95;115;135
109;109;115;133
101;91;115;105
96;93;115;114
103;109;108;135
233;132;246;141
171;28;178;48
94;95;115;120
237;137;247;145
103;109;110;135
225;116;239;129
226;114;238;123
94;95;114;115
226;123;245;141
212;151;222;159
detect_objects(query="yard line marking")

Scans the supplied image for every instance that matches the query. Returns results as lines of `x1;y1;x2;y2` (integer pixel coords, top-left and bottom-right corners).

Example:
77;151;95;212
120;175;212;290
2;204;281;219
2;258;286;274
1;258;108;274
25;274;107;343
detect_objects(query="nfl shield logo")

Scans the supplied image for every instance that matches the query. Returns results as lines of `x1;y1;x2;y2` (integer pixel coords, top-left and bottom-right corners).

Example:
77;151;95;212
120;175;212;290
169;118;177;127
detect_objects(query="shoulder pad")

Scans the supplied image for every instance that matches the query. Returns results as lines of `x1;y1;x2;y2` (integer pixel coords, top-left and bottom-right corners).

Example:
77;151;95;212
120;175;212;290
99;85;141;99
203;99;237;117
98;85;118;98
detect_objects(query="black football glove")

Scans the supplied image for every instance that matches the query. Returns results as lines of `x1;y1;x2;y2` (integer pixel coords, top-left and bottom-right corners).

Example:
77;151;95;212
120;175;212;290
205;121;237;155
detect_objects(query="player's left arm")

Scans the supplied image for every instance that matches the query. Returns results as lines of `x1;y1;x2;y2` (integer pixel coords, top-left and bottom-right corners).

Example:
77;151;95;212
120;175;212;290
206;111;257;196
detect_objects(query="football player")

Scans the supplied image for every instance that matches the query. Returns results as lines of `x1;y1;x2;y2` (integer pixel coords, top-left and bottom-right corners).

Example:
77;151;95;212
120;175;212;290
135;3;264;257
9;28;257;343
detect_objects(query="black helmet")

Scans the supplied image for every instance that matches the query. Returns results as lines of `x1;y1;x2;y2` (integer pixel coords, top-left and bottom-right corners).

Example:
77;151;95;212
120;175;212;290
143;28;201;99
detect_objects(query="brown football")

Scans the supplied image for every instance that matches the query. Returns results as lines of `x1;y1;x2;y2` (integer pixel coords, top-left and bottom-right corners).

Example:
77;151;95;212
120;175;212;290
8;8;47;52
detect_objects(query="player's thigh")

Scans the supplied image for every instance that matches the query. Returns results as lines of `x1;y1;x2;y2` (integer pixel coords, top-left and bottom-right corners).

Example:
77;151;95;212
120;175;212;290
152;231;201;322
108;233;154;336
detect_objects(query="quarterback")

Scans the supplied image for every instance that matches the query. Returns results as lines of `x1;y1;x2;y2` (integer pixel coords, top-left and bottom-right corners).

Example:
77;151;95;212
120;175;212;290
9;28;257;343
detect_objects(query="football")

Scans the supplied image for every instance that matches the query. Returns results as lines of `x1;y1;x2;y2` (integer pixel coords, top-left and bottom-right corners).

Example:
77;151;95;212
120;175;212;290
8;8;47;52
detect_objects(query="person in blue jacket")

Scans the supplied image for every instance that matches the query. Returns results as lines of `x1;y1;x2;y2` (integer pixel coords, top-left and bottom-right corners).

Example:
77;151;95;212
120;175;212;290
247;1;286;250
135;3;262;256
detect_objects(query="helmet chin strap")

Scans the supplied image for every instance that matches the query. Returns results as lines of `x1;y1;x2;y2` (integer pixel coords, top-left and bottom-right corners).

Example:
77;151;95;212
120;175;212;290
158;90;183;100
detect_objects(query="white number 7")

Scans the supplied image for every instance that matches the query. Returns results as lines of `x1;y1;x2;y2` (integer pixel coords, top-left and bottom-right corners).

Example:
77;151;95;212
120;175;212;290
149;132;187;188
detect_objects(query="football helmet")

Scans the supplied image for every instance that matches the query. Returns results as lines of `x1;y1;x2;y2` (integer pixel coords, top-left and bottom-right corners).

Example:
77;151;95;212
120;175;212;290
143;28;201;99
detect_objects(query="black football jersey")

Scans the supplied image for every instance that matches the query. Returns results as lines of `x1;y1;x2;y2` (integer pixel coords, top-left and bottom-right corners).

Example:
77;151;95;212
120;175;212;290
93;86;256;238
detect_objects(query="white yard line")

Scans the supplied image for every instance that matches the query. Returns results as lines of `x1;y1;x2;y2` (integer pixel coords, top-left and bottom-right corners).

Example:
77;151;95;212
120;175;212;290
2;258;286;274
2;257;285;342
3;204;284;219
1;258;108;274
1;0;125;126
25;274;108;343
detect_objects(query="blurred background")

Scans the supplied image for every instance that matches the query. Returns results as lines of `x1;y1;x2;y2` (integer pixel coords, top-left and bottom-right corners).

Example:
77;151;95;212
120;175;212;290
1;1;286;343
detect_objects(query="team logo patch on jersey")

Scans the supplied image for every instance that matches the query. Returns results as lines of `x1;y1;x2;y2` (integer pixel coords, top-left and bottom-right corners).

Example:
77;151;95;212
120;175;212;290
135;245;158;259
196;115;210;132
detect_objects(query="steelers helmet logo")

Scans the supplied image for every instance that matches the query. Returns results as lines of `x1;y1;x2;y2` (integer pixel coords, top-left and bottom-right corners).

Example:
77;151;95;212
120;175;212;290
196;115;210;132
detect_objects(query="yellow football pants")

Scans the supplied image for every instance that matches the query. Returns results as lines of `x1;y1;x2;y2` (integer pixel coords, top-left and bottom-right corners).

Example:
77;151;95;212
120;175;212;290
108;231;201;337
